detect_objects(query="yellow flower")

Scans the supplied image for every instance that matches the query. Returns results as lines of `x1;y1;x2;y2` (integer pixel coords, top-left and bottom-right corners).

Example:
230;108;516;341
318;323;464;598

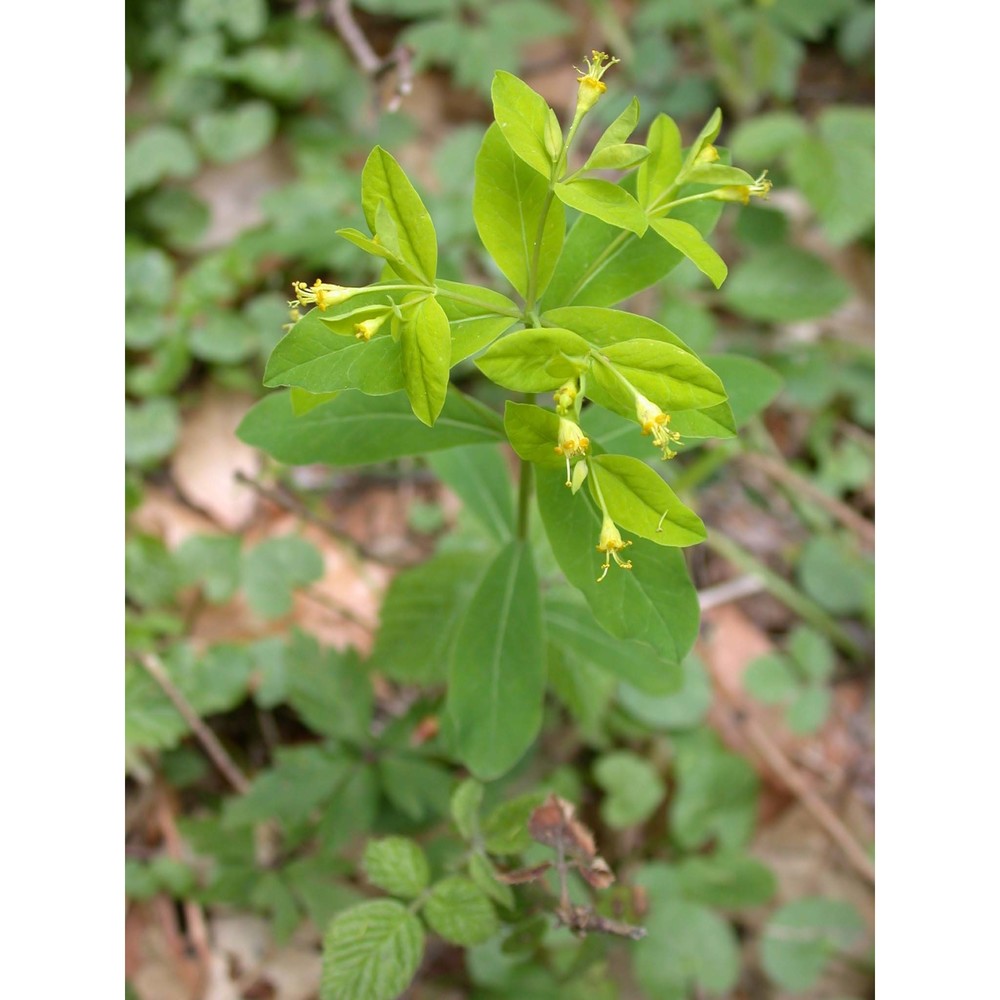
553;379;579;415
711;170;773;206
574;50;619;115
634;393;682;460
695;144;720;164
354;313;389;341
291;279;361;311
554;417;590;487
596;513;632;582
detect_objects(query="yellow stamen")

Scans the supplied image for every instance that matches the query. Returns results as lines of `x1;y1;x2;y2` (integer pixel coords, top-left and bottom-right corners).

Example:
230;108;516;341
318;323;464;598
596;513;632;582
635;392;682;460
354;313;389;341
574;50;619;114
291;279;361;312
711;170;773;206
554;417;590;487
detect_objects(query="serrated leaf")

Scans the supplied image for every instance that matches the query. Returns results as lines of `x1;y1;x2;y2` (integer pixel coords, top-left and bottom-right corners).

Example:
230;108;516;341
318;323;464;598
363;838;430;900
537;469;700;664
424;877;498;946
474;122;564;301
237;388;504;466
447;541;545;780
491;71;553;178
175;535;241;603
675;852;777;908
481;792;547;855
379;755;452;822
671;730;759;850
761;897;866;991
649;217;728;288
400;295;450;425
590;455;706;547
451;778;484;839
242;536;324;618
321;900;424;1000
554;180;647;236
361;147;437;283
476;328;590;392
469;853;516;909
594;752;665;828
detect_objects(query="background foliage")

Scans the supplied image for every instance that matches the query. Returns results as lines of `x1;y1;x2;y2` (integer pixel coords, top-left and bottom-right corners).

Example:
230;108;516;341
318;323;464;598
126;1;874;997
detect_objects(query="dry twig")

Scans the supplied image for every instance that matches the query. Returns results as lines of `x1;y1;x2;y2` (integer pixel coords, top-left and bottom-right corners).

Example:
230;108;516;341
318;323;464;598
138;652;250;795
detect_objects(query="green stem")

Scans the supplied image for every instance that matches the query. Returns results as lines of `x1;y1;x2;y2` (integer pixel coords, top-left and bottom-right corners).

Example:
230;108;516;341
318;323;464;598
431;286;523;319
704;529;864;660
648;190;718;215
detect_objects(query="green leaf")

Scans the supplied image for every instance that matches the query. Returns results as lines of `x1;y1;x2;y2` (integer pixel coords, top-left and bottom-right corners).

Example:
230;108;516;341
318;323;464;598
321;900;424;1000
667;400;738;441
649;217;727;288
481;791;547;854
181;0;266;40
679;107;723;175
424;877;498;946
242;536;324;618
175;535;241;602
787;625;835;681
704;354;783;426
671;730;759;850
537;470;700;664
437;279;519;363
125;398;180;468
591;97;640;156
543;590;683;694
447;541;545;780
401;295;450;425
542;305;694;353
469;852;516;909
618;654;711;730
591;455;706;547
451;779;484;839
554;180;647;236
285;633;373;742
264;305;404;396
193;101;277;163
542;195;723;308
237;388;504;466
476;328;590;392
368;551;493;684
473;123;565;301
491;71;553;178
125;125;199;198
634;865;740;1000
594;752;665;828
428;445;516;542
503;401;563;469
684;162;756;187
730;111;809;165
363;838;430;900
379;755;453;822
583;143;649;172
125;661;186;755
797;536;874;617
675;852;777;908
290;388;340;415
723;246;852;322
591;340;728;413
761;897;866;991
188;313;258;364
225;746;348;829
744;654;799;703
362;147;438;283
786;685;832;734
637;113;683;211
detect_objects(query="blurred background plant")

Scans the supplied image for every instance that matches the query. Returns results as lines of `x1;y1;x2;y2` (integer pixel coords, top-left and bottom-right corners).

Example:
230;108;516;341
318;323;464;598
125;0;873;996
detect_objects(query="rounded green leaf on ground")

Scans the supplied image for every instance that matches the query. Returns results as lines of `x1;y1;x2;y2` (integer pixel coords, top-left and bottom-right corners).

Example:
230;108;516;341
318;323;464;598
423;876;498;946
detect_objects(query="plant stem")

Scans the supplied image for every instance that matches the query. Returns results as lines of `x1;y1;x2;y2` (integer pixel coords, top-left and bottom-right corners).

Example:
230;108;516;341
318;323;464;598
704;529;864;660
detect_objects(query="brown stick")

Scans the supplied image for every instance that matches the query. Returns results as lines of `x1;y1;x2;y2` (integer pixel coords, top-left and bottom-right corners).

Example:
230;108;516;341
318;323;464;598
740;451;875;550
730;706;875;886
139;653;250;795
325;0;414;111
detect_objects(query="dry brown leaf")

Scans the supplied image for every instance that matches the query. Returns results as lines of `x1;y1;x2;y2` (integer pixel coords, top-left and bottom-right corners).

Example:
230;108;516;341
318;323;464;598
170;389;261;531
